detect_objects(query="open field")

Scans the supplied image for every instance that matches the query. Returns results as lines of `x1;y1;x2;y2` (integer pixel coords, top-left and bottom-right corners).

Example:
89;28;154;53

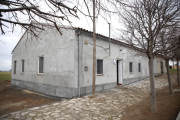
169;69;180;73
0;72;11;81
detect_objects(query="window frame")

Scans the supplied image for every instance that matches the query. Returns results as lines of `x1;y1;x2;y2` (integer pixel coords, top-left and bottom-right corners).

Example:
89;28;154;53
138;63;141;72
129;62;133;73
97;59;103;75
14;61;17;74
21;59;25;74
38;56;44;75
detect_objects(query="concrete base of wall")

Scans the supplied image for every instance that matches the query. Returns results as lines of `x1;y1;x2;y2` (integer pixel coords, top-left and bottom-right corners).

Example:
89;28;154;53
122;73;166;86
123;76;149;86
79;82;117;95
12;75;161;98
11;79;117;98
11;79;75;98
154;73;162;77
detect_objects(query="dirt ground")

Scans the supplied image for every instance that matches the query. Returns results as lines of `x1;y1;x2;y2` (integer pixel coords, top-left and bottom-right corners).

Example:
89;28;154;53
121;74;180;120
0;81;59;116
0;74;180;120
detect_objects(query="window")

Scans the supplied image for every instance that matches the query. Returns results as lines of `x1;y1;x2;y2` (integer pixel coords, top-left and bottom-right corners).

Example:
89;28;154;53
38;57;44;74
14;61;16;74
129;62;133;73
97;60;103;74
21;60;25;73
138;63;141;72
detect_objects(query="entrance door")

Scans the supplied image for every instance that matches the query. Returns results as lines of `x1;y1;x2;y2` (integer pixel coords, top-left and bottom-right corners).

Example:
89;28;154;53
117;60;122;84
161;62;164;74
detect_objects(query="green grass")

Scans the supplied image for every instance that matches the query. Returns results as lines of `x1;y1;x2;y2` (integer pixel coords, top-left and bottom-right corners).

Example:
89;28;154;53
169;69;180;73
0;72;11;81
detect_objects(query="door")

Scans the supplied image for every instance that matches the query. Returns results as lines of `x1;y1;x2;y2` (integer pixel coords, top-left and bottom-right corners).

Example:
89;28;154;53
161;62;164;74
117;60;122;84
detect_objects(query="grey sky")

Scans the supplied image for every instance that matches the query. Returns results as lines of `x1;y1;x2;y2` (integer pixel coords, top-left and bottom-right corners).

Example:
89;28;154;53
0;25;22;71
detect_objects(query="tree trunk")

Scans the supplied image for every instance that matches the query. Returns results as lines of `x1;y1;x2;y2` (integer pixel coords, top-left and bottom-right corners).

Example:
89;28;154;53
177;60;180;86
165;59;174;95
149;57;157;113
173;61;174;73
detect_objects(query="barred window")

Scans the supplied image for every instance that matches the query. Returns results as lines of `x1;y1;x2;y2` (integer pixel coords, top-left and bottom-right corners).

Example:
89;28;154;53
129;62;133;73
39;57;44;74
97;60;103;74
14;61;16;74
21;60;25;73
138;63;141;72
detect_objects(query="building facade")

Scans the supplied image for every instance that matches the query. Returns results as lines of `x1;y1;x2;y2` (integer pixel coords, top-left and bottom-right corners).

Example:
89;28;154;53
11;26;166;98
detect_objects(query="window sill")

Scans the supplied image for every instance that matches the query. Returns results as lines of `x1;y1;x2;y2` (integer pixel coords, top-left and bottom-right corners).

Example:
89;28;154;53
97;74;104;76
21;73;24;75
37;73;43;75
129;72;133;74
14;73;16;74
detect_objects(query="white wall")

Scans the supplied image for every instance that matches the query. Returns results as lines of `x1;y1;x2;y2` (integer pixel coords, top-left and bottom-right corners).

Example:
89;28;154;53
12;27;76;88
154;57;166;75
80;33;150;87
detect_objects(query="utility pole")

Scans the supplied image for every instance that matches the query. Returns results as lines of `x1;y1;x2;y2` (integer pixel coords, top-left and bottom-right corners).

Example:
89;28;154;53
92;0;96;97
108;23;111;56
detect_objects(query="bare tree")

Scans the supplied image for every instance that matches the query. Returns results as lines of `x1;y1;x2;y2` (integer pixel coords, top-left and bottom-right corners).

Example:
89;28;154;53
0;0;119;35
174;36;180;85
118;0;180;113
0;0;78;38
156;27;180;95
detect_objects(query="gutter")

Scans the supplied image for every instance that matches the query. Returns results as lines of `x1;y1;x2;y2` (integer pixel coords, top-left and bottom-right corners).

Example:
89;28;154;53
108;23;111;56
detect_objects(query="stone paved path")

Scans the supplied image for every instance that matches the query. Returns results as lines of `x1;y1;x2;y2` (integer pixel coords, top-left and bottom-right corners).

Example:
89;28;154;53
0;75;175;120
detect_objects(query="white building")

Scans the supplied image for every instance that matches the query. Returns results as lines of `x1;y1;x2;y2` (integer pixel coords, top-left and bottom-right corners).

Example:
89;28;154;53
11;26;166;98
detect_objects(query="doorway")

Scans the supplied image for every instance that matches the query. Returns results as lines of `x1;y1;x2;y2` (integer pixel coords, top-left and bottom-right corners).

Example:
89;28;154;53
117;60;122;85
161;62;164;74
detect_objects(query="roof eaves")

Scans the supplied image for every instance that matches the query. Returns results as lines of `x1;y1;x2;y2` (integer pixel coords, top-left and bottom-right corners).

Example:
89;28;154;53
75;27;134;48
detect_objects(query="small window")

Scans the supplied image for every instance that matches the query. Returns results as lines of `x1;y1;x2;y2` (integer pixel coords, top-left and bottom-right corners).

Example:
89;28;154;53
129;62;133;73
138;63;141;72
14;61;16;74
39;57;44;74
21;60;25;73
97;60;103;74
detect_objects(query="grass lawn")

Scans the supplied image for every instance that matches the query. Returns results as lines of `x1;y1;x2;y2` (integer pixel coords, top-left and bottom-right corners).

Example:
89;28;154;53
169;69;180;73
0;72;11;81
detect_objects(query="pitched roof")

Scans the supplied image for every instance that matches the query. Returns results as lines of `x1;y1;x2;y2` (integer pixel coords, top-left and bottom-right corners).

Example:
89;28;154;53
75;27;133;48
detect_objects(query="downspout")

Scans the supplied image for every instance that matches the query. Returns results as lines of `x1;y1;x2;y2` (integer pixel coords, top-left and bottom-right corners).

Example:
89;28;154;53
77;31;81;97
108;23;111;56
105;23;111;58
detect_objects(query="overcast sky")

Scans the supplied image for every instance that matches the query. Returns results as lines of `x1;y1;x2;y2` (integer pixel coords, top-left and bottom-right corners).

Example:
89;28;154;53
0;25;22;71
